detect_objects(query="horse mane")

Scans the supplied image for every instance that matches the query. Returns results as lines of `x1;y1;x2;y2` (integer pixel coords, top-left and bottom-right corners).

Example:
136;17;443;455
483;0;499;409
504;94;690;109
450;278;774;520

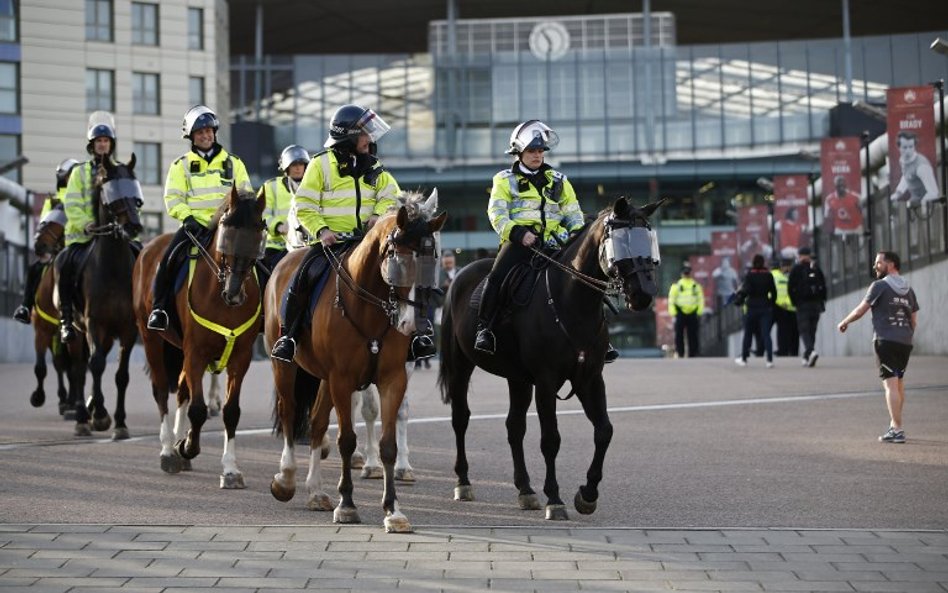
570;206;612;266
208;189;259;233
366;191;437;255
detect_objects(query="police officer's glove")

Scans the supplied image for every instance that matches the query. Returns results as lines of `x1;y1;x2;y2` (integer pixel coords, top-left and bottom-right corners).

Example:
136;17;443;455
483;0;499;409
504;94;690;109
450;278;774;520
84;221;97;234
183;215;202;235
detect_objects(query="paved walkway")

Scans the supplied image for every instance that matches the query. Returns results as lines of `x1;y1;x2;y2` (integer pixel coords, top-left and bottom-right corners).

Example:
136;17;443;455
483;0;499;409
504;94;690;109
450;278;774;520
2;524;947;592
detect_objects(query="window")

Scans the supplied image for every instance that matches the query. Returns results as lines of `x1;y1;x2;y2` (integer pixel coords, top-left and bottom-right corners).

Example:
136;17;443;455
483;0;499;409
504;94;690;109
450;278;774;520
0;134;20;182
132;72;160;115
131;2;158;46
188;7;203;50
0;0;17;42
189;76;205;106
85;0;113;42
132;141;161;185
86;68;114;111
0;62;17;114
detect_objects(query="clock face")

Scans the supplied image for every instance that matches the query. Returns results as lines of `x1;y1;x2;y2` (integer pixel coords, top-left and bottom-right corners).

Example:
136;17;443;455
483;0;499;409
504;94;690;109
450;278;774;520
528;21;570;61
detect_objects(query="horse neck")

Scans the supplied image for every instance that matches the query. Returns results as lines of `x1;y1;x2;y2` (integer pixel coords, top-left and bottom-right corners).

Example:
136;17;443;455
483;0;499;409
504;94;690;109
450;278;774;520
345;235;388;297
565;225;608;284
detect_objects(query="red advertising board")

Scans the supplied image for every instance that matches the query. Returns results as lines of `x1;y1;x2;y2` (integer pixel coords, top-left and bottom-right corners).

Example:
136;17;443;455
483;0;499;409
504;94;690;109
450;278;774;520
887;86;940;206
654;297;674;351
773;174;811;257
820;136;864;237
688;254;717;312
710;231;739;269
737;205;771;269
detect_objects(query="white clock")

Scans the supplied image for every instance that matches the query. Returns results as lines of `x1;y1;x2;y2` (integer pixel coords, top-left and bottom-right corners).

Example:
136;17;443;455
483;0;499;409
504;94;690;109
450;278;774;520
529;21;570;61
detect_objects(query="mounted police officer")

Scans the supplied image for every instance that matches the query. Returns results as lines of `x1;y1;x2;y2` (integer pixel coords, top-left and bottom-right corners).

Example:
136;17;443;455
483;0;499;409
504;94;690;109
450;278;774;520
258;144;310;272
474;120;587;356
147;105;253;331
12;159;80;324
270;104;418;363
55;113;122;343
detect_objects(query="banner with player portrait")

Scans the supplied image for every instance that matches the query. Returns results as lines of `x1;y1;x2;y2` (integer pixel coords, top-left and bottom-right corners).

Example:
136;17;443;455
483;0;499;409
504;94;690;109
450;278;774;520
688;254;717;312
736;205;771;269
820;136;864;238
772;174;811;257
887;86;939;207
710;231;741;305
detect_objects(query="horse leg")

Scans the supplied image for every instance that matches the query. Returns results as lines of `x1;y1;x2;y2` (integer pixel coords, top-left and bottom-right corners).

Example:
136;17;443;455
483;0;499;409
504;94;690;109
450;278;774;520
394;390;414;482
206;373;222;417
53;345;70;415
572;376;613;516
377;374;412;533
110;338;133;441
140;333;180;473
86;337;113;433
448;356;477;501
30;332;48;408
177;357;208;463
356;387;383;478
219;358;250;490
505;379;540;510
270;363;300;503
329;377;361;524
303;381;335;511
535;384;566;521
67;342;90;433
349;390;365;470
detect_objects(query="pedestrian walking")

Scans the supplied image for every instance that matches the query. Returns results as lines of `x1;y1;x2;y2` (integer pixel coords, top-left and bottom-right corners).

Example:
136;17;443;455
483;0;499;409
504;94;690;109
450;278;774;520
837;251;919;444
771;257;799;356
734;254;776;368
787;246;826;367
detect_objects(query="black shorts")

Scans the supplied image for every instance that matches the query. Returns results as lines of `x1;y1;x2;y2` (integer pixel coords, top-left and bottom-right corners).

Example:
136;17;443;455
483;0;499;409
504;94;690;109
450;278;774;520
873;339;913;379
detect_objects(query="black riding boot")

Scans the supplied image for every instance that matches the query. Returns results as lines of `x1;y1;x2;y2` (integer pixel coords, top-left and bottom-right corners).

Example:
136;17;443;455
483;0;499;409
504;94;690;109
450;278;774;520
271;289;305;363
14;261;45;324
55;249;78;343
605;343;619;363
147;229;191;331
474;280;498;355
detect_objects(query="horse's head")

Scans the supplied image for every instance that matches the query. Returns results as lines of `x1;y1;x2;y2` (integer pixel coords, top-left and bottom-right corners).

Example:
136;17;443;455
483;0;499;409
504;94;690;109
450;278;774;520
214;187;266;306
34;203;66;257
378;189;447;334
599;196;664;311
96;154;144;239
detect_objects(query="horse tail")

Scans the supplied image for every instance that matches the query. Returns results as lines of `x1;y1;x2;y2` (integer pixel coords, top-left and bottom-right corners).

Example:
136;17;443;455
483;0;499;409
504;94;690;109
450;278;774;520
437;291;455;404
271;366;319;441
163;341;183;394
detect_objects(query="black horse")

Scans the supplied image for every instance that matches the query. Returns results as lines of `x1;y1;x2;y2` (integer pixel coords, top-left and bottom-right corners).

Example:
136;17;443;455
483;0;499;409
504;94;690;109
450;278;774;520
60;156;143;438
438;196;663;520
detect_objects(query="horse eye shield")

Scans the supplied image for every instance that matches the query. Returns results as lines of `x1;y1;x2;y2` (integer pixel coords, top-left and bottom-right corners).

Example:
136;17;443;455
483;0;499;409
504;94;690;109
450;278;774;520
217;227;265;260
606;226;660;265
382;252;438;288
101;179;144;208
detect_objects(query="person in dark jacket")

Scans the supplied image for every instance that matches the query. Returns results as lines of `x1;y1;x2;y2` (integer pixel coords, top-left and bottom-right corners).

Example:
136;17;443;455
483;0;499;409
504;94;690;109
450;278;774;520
734;254;777;367
787;246;827;367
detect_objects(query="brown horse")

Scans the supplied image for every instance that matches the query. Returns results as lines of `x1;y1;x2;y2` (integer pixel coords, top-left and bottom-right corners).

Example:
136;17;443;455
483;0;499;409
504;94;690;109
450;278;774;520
57;156;143;439
28;215;76;417
133;187;265;488
266;190;445;533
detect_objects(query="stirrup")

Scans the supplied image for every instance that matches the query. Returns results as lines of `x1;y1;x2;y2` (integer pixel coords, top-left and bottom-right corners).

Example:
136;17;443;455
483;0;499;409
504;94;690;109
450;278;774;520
147;309;169;331
270;336;296;363
474;328;496;355
409;334;437;361
604;343;619;364
13;305;31;324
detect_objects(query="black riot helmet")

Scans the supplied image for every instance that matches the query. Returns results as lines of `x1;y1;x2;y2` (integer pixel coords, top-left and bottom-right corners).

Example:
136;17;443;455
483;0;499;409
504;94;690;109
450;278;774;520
55;158;81;189
86;111;117;156
324;104;391;150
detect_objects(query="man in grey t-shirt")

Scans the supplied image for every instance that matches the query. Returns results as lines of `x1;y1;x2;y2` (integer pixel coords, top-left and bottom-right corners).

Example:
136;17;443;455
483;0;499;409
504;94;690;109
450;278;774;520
837;251;919;444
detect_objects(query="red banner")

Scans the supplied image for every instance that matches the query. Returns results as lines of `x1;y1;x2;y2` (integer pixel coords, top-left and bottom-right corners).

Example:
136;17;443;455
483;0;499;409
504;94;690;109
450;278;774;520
688;254;717;312
887;86;940;206
773;174;811;257
737;205;771;269
710;231;739;269
654;297;674;351
820;136;864;237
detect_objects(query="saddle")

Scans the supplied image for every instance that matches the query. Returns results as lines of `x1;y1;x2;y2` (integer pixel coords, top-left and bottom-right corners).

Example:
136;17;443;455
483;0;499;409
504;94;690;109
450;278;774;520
471;251;553;321
279;242;352;327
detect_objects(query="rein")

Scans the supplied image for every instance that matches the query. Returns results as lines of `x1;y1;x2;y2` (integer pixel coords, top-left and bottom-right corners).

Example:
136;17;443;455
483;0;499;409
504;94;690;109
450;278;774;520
527;245;621;296
184;228;226;284
324;243;401;321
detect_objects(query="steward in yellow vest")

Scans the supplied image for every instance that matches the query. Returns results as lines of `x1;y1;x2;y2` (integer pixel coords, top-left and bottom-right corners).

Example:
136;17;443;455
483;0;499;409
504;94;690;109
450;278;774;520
668;264;704;357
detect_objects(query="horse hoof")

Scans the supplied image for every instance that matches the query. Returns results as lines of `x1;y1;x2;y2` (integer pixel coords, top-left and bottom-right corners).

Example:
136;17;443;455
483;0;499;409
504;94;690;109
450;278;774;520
220;472;246;489
160;454;182;474
360;465;383;479
208;406;220;418
62;409;77;421
306;492;334;511
175;439;199;460
351;451;365;469
384;512;413;534
454;485;475;501
58;401;70;416
30;390;45;408
74;423;92;437
271;480;295;502
574;489;598;515
111;427;130;441
180;458;192;471
518;493;541;510
92;415;112;432
320;444;330;460
545;504;569;521
333;505;361;524
394;468;416;483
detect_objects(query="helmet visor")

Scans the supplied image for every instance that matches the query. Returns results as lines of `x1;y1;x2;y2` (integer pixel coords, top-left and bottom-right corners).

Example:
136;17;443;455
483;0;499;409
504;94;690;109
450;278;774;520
355;109;391;143
525;128;559;152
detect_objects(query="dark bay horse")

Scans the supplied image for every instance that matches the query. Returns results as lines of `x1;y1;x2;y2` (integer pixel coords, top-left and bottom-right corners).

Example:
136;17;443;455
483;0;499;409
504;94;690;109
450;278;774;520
266;191;445;533
438;196;663;520
58;156;143;438
28;214;75;417
133;187;265;488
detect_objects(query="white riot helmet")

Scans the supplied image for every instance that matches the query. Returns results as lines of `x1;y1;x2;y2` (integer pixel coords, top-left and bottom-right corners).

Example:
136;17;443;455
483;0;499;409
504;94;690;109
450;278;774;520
278;145;311;173
506;120;559;155
181;105;219;139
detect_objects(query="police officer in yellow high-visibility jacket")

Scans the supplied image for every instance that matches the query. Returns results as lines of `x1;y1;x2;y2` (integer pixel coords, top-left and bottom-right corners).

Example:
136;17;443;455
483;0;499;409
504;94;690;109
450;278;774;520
147;105;253;331
270;104;401;363
668;263;704;357
12;158;80;325
771;258;799;356
258;145;310;272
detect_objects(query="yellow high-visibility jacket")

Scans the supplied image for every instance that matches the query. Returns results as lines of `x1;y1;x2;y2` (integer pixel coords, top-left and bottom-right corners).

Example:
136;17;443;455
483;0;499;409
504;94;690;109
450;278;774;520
163;147;253;227
487;164;584;245
668;277;704;316
258;176;295;250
